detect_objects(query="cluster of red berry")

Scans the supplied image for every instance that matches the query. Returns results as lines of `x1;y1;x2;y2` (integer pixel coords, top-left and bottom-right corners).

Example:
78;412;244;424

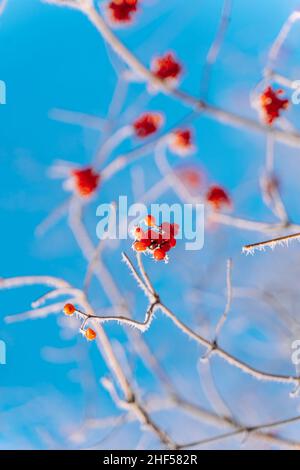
177;164;231;211
169;129;194;156
66;126;194;198
68;166;230;213
63;303;97;341
260;86;289;125
132;215;179;262
132;110;193;155
107;0;139;23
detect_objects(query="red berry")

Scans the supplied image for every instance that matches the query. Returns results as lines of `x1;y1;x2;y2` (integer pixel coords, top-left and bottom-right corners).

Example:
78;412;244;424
206;185;231;210
63;303;76;316
133;113;163;138
170;129;193;155
260;86;289;125
85;328;97;341
153;248;166;260
169;237;177;248
161;242;171;252
133;240;149;252
71;167;100;197
107;0;139;23
151;52;182;82
171;223;179;236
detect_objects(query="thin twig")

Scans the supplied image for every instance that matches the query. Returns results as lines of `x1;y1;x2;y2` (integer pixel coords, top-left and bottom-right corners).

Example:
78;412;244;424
243;231;300;254
123;252;300;386
265;10;300;75
200;0;231;98
214;258;233;339
180;414;300;450
122;251;154;299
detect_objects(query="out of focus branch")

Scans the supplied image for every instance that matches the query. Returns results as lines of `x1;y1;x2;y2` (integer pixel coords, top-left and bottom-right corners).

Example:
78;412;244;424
265;10;300;76
1;273;177;449
179;414;300;450
202;258;233;360
0;0;8;16
200;0;231;98
122;252;300;387
43;0;300;148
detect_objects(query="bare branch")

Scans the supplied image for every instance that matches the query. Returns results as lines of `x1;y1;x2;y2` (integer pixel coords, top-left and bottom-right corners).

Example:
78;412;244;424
214;258;233;339
200;0;232;98
243;231;300;254
45;1;300;148
122;252;300;386
0;0;8;16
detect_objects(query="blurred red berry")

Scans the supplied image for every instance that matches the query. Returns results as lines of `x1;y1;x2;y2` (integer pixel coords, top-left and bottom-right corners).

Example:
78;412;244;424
107;0;139;23
206;185;231;210
151;52;182;83
170;129;194;155
177;167;203;190
260;86;289;125
133;113;163;138
71;167;100;197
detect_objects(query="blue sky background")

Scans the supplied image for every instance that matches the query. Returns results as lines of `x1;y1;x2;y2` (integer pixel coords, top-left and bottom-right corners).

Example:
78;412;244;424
1;0;300;449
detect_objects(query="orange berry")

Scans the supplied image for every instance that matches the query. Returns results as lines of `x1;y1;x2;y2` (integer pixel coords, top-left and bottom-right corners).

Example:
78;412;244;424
85;328;97;341
153;248;166;261
63;303;76;316
133;240;149;252
144;214;156;227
